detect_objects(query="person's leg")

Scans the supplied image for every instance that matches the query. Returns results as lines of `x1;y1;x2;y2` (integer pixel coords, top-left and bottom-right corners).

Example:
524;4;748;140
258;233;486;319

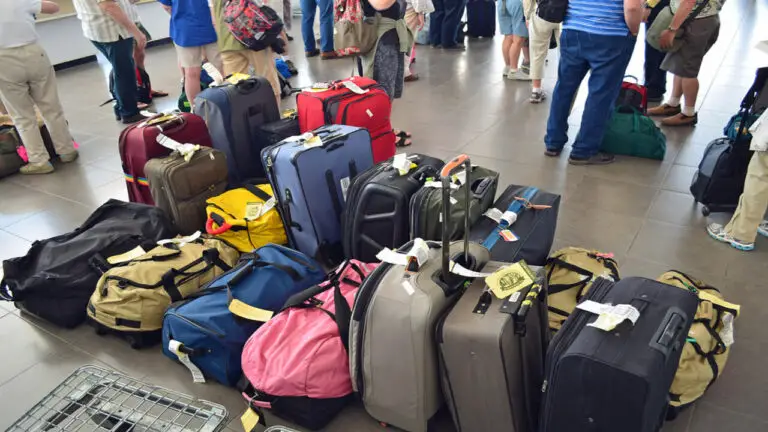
97;38;140;121
528;17;551;101
502;35;513;72
283;0;292;31
569;32;636;162
318;0;335;53
26;43;76;159
508;35;523;71
184;67;203;110
441;0;462;48
544;29;590;155
429;0;446;47
681;77;700;116
203;43;224;75
178;46;206;109
643;0;669;101
246;49;282;108
300;0;318;53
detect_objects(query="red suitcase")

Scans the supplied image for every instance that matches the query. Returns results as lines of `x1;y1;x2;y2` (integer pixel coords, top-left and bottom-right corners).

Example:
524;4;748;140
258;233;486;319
297;76;396;163
118;113;212;205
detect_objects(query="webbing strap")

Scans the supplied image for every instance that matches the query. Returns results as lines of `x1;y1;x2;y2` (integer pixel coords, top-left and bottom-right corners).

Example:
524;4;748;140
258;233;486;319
243;184;272;202
482;187;538;249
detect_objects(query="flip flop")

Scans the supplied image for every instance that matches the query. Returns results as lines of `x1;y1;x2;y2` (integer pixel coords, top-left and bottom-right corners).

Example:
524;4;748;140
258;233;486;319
396;135;412;147
151;90;169;98
137;102;150;110
395;130;412;139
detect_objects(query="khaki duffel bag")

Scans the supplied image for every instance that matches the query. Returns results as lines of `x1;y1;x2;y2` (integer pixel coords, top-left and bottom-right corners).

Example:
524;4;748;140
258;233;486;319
87;235;240;348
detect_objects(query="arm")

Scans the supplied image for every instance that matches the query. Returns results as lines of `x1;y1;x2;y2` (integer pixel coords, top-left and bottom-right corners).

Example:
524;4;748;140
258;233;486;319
412;0;434;14
522;0;535;22
40;1;60;14
368;0;397;12
209;0;217;31
659;0;696;48
98;0;147;47
624;0;644;35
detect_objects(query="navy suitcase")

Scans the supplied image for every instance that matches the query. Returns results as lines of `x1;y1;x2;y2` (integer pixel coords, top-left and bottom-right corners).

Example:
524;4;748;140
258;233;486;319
262;125;374;266
540;277;699;432
466;0;496;38
194;77;280;186
162;244;325;386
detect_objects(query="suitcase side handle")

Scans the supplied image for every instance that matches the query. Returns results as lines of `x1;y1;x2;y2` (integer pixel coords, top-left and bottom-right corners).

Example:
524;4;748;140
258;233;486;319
440;154;471;279
649;306;687;359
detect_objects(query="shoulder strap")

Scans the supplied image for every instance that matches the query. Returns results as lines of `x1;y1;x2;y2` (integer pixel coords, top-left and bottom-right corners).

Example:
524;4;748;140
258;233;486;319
681;0;711;28
243;183;273;202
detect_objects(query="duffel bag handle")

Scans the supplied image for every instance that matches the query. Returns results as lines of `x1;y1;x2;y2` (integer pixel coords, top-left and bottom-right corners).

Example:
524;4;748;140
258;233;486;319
206;213;233;235
0;279;13;301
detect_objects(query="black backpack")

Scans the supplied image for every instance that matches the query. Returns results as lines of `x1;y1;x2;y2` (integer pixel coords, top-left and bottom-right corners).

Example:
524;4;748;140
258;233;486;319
537;0;568;23
108;66;153;105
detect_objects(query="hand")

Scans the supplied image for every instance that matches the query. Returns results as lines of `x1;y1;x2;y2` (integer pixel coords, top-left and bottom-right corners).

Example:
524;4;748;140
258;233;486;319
417;13;425;30
642;8;651;22
134;31;147;51
659;28;676;50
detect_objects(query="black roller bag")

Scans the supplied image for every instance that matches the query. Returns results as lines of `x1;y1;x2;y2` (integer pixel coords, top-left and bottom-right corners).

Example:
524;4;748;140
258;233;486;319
540;277;699;432
343;153;444;262
0;200;176;328
466;0;496;38
468;185;560;266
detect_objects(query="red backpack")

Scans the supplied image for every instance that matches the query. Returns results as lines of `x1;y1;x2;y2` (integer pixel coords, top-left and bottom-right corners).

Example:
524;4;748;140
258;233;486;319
617;75;648;114
224;0;284;51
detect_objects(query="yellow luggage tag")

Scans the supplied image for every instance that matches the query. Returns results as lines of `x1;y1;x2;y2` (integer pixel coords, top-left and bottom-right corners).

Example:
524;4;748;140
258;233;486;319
486;261;535;300
240;408;260;432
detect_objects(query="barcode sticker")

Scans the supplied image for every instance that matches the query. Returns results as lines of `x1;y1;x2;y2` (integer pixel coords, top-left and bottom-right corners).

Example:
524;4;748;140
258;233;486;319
366;109;374;118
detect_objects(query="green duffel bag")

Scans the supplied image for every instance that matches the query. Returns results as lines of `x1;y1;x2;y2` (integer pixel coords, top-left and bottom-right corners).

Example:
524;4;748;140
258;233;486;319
601;107;667;160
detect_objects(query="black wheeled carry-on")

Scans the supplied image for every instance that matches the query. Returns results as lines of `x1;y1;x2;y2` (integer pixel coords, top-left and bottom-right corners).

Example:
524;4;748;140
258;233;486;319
343;153;444;262
540;277;699;432
466;0;496;38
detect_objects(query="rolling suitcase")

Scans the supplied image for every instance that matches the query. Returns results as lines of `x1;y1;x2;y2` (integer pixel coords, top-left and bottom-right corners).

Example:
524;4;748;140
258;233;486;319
262;125;374;266
349;154;491;432
466;0;496;38
297;76;396;163
343;153;444;262
146;147;228;235
468;185;560;266
257;115;301;146
119;113;212;205
195;77;281;186
540;277;699;432
438;262;548;432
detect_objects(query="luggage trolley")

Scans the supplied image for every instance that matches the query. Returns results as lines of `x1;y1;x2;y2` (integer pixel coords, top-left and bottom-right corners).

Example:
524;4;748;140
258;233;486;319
7;365;228;432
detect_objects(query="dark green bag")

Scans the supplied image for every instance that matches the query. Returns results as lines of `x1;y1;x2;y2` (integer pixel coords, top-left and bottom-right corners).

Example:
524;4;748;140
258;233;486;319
601;107;667;160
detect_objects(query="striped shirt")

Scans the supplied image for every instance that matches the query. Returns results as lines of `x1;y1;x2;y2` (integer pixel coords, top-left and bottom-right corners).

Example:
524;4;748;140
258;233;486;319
72;0;132;43
563;0;629;37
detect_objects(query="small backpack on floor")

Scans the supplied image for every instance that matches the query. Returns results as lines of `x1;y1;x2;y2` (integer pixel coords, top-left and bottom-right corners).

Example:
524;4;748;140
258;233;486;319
617;75;648;113
544;247;620;332
657;270;741;419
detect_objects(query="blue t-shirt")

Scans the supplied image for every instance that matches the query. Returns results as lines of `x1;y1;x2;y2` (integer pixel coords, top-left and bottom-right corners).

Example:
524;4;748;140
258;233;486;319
563;0;629;37
157;0;217;47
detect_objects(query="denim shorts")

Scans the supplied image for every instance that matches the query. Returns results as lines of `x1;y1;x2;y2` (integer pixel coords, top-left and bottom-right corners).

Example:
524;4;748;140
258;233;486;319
498;0;528;37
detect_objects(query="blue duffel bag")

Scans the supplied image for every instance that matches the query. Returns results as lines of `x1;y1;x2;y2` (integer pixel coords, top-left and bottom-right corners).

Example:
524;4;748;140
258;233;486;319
161;244;325;386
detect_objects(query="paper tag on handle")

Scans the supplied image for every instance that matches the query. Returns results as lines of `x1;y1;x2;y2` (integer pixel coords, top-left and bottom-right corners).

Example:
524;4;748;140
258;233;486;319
157;231;202;247
107;246;147;264
423;181;459;189
240;408;261;432
341;80;369;94
720;312;735;346
392;153;412;175
168;340;206;383
486;262;534;299
228;299;274;322
449;261;494;278
577;301;641;331
484;208;503;224
376;239;430;270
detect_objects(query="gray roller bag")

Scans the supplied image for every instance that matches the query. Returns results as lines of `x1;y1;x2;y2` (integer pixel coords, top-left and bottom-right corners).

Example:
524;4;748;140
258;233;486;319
349;155;491;432
146;147;228;234
438;262;549;432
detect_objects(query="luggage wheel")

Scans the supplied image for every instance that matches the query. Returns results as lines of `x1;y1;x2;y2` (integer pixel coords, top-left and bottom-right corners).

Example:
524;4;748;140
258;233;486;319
701;206;711;217
126;335;143;350
95;326;108;336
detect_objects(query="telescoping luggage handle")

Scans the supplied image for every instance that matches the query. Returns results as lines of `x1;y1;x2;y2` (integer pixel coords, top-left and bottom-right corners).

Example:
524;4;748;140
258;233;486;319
440;154;472;277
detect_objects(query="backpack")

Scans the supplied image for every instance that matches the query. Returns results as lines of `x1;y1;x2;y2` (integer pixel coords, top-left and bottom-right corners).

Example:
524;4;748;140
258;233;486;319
544;247;620;332
656;270;741;418
224;0;284;51
109;67;153;105
333;0;377;56
617;75;647;113
536;0;568;23
178;69;215;112
240;260;378;430
205;184;288;253
88;235;240;348
601;106;667;160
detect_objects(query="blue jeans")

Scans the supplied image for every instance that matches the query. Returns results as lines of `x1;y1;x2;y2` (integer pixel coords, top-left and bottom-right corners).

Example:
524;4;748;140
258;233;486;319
545;29;636;159
429;0;465;47
91;37;138;119
300;0;334;53
644;0;670;97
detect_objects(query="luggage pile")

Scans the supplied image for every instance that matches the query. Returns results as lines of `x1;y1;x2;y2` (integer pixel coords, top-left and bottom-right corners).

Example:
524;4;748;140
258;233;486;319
0;73;743;432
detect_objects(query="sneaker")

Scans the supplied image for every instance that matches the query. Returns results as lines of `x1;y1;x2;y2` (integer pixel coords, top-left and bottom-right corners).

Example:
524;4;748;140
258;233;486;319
530;89;547;104
758;220;768;238
647;103;681;117
59;150;79;163
544;148;562;157
122;113;150;124
506;70;532;81
661;113;698;127
568;152;616;165
707;223;755;251
521;62;530;75
502;66;511;78
20;162;54;175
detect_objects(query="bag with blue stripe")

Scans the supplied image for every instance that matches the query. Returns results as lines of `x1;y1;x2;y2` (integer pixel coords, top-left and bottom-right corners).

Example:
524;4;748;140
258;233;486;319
468;185;560;266
161;244;325;387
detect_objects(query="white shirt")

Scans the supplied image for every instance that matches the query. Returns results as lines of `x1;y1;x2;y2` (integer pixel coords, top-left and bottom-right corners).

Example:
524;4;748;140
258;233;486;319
72;0;132;43
121;0;140;23
0;0;42;49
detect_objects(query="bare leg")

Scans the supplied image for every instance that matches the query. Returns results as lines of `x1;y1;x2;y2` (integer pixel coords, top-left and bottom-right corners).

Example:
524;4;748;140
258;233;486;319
508;35;524;70
681;77;699;114
502;35;513;68
183;67;203;110
672;75;683;99
522;43;530;64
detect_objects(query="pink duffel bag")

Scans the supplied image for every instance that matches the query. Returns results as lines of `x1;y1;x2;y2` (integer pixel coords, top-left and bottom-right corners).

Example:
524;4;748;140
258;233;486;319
240;260;378;431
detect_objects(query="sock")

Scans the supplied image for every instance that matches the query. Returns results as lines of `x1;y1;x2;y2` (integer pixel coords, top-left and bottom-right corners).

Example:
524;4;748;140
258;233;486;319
282;55;291;61
682;105;696;116
503;66;510;74
532;87;542;93
667;96;681;107
509;68;518;74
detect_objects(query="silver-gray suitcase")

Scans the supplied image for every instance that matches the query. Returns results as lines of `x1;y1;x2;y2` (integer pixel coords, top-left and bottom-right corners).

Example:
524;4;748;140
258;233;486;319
437;262;549;432
348;155;491;432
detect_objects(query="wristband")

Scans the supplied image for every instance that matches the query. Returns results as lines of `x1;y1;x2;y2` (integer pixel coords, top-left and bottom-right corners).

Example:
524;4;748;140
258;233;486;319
667;26;679;32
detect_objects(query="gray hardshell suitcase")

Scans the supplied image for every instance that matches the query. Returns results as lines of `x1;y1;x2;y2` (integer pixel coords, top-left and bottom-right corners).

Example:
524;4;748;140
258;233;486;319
349;155;491;432
146;147;228;234
437;262;549;432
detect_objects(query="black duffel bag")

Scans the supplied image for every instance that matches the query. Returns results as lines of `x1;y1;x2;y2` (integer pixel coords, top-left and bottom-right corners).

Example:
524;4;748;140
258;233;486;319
1;199;176;328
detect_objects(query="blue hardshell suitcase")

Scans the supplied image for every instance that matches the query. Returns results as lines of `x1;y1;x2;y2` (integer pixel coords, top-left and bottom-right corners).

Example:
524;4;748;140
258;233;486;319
161;244;325;387
262;125;374;266
194;77;280;186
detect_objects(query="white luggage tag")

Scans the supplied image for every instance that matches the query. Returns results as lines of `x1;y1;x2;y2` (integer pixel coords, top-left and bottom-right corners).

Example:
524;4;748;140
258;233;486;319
576;300;641;331
341;80;370;95
157;231;202;247
168;340;206;383
392;153;414;176
423;180;459;189
448;261;495;278
156;133;201;162
484;207;519;227
245;197;276;220
376;238;430;271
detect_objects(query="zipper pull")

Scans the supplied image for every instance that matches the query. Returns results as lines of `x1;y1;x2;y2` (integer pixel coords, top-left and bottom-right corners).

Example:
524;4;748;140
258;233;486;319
541;380;548;393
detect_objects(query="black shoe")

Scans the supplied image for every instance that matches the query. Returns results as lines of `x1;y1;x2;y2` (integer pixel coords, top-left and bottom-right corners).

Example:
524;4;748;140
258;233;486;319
286;33;295;41
431;44;442;49
305;49;320;58
568;152;616;166
122;113;150;124
443;44;466;51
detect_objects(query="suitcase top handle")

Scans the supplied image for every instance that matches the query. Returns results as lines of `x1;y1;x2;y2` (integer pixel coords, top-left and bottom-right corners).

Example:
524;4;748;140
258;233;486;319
440;154;472;278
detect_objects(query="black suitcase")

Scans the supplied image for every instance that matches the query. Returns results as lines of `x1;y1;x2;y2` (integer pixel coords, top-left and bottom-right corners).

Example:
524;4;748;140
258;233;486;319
466;0;496;38
540;277;699;432
257;115;300;146
343;153;444;262
468;185;560;266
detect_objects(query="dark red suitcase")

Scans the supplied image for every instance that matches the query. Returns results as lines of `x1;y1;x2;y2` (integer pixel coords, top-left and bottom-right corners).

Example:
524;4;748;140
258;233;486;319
118;113;212;205
297;76;396;163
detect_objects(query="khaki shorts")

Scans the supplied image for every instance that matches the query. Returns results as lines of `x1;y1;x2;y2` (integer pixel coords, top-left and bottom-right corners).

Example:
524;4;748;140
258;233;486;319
661;15;720;79
175;43;222;69
221;49;281;104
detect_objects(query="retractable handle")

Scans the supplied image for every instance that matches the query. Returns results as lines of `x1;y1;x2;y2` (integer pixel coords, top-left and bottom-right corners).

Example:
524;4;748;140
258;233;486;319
440;154;471;276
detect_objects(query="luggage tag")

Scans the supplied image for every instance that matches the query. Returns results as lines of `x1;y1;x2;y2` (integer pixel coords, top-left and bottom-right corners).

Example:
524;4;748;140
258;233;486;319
376;238;430;273
486;262;535;300
244;197;276;220
484;208;519;227
423;178;459;189
156;133;201;162
392;153;416;175
240;408;260;432
157;231;202;248
106;246;147;265
720;312;735;346
448;261;495;278
340;80;370;95
576;300;641;331
168;340;206;383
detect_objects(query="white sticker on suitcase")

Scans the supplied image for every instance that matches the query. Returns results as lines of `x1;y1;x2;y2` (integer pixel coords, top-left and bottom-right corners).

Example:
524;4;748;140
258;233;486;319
423;181;459;189
340;177;351;201
168;340;206;383
576;300;641;331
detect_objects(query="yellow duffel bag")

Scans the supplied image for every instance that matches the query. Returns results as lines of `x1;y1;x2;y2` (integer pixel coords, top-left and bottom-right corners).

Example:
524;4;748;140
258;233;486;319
205;183;288;253
657;270;741;418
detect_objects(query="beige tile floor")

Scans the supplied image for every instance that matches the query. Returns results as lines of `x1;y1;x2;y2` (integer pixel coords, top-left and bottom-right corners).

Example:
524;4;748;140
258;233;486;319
2;0;768;430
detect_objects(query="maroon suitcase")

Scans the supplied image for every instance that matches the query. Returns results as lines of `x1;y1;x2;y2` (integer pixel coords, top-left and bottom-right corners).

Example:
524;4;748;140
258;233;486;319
119;113;212;204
